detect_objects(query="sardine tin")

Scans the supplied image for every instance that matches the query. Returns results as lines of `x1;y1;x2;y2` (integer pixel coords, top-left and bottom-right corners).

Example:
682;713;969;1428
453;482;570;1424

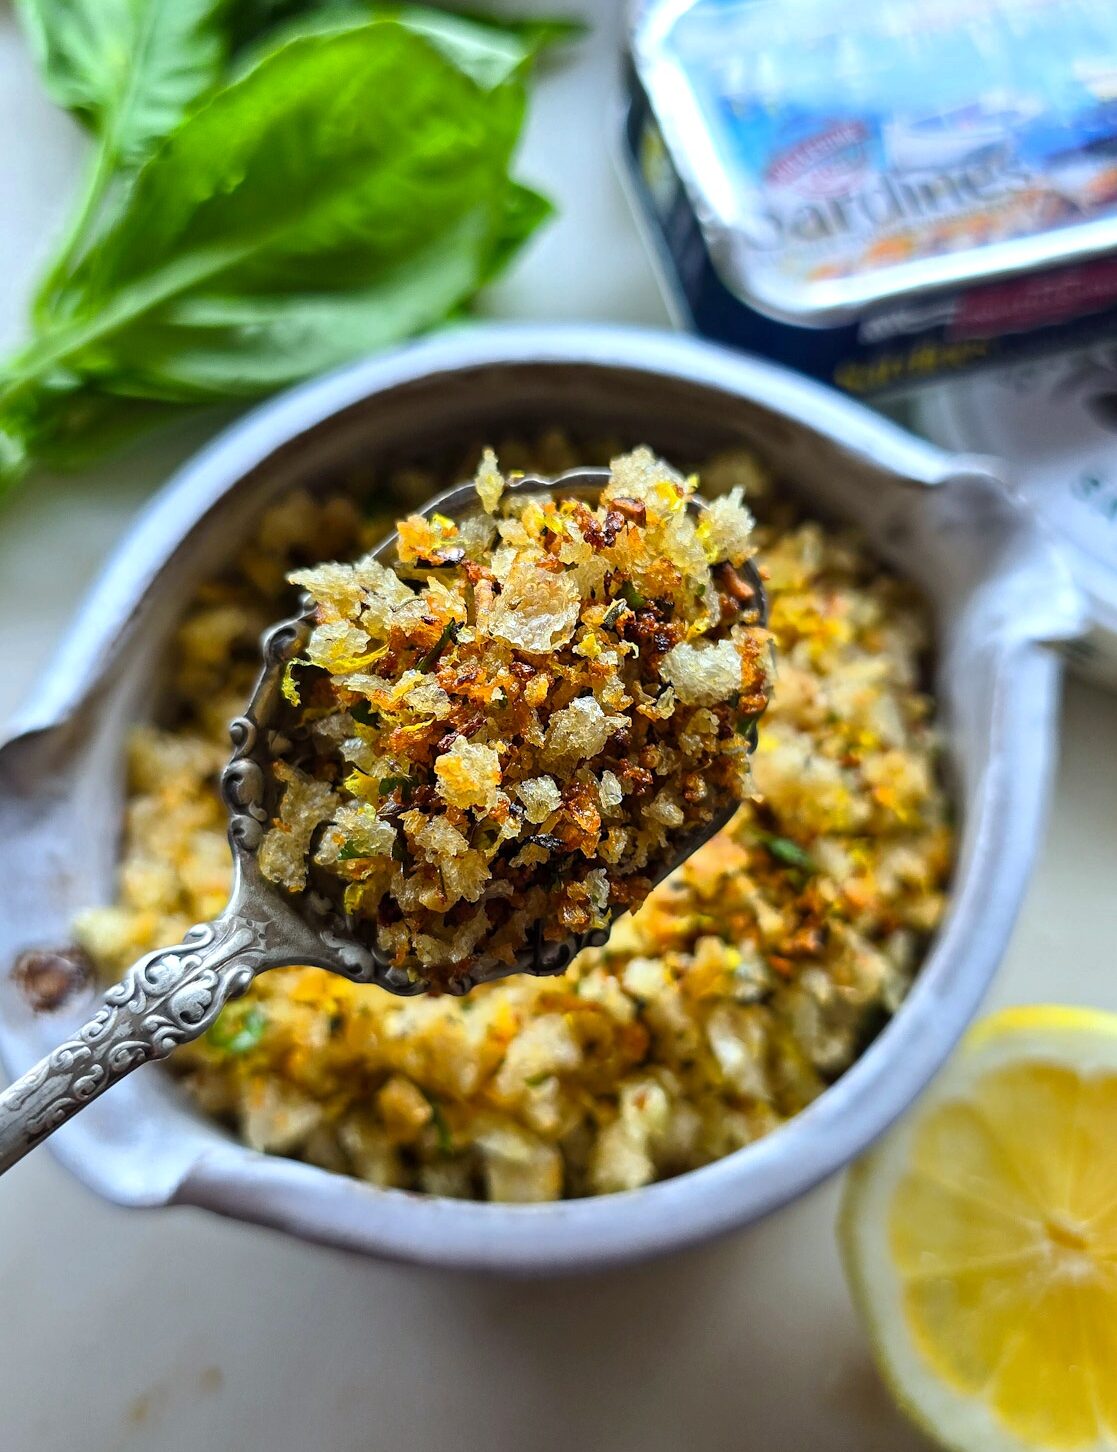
624;0;1117;396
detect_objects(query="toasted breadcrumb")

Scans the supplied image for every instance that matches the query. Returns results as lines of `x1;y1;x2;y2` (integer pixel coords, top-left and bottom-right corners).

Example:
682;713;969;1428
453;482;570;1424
255;451;770;986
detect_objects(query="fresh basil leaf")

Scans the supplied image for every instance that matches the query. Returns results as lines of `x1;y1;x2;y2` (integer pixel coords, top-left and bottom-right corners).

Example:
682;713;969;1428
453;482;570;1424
0;416;32;500
233;2;583;85
2;11;558;492
0;376;185;497
15;0;231;167
6;23;543;406
345;6;582;86
234;4;533;87
229;0;307;51
385;6;575;84
18;0;235;326
70;209;509;400
482;179;553;284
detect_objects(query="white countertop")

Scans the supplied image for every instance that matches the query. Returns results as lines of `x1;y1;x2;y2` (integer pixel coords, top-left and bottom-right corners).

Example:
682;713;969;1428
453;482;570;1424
1;5;1115;1450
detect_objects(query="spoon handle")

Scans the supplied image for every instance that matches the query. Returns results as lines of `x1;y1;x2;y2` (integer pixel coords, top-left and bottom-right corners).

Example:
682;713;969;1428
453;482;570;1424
0;912;271;1175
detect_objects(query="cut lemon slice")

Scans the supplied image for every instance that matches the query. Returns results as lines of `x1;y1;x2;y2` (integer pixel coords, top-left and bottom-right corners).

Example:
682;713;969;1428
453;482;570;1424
841;1005;1117;1452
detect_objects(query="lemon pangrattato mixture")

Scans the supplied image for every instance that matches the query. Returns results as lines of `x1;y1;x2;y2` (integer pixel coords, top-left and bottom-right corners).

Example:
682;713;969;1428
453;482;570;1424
77;433;952;1202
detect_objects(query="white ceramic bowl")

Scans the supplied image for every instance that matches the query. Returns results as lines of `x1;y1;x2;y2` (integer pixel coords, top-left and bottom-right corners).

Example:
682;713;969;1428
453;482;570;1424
0;325;1085;1273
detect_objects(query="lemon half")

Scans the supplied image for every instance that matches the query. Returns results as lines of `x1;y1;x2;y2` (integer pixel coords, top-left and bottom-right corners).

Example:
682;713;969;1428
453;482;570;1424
841;1005;1117;1452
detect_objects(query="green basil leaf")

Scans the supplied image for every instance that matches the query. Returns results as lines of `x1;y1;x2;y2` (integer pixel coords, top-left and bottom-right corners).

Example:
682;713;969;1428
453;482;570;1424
346;6;585;85
384;6;575;84
482;179;553;284
15;0;231;167
0;375;185;496
229;0;307;51
69;207;509;400
15;23;536;394
232;2;584;84
0;417;32;501
1;12;557;491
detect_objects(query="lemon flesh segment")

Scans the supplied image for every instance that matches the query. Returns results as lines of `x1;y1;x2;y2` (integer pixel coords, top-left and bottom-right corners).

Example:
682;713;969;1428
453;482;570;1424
841;1006;1117;1452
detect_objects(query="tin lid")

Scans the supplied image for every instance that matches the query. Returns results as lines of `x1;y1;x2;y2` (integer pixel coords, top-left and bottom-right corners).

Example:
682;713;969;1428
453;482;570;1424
915;346;1117;644
633;0;1117;327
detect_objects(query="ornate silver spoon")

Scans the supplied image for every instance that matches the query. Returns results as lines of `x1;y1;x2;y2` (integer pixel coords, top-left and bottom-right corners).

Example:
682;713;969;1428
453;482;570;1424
0;469;766;1174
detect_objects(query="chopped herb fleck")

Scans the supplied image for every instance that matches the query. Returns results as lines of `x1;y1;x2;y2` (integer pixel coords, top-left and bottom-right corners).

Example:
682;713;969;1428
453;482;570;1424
417;618;460;672
207;1005;267;1055
620;582;645;609
420;1090;454;1154
757;832;817;873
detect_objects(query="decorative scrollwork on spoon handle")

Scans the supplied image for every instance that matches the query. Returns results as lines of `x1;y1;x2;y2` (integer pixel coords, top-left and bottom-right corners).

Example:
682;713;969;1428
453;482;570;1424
0;912;273;1175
